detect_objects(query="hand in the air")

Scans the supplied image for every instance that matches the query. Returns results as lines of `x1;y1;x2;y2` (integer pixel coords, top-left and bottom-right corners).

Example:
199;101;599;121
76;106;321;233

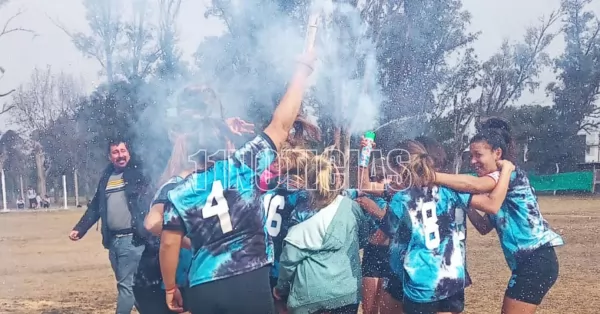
360;136;376;149
226;117;255;135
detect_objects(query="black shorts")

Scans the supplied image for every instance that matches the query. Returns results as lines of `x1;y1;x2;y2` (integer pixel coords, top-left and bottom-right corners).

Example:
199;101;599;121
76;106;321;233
383;274;404;302
505;246;559;305
133;284;187;314
314;303;359;314
186;266;275;314
402;291;465;314
362;243;390;278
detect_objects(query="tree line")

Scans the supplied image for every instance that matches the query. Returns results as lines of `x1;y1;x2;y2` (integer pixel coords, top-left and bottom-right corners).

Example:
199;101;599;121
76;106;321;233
0;0;599;203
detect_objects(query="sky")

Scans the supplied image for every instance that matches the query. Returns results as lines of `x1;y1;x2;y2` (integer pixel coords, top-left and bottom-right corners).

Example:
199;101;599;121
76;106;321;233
0;0;598;132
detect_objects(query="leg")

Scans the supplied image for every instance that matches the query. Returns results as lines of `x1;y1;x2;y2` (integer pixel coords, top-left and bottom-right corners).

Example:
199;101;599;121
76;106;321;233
502;247;559;314
271;277;288;314
362;277;382;314
380;276;404;314
501;297;537;314
112;236;145;314
362;244;389;314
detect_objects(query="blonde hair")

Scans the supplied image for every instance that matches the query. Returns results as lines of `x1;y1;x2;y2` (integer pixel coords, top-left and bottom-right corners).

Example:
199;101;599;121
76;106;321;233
278;141;315;189
388;140;436;189
305;155;339;209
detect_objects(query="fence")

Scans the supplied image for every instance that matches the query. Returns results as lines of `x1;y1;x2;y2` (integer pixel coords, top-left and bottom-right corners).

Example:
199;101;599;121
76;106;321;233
528;171;594;192
462;171;595;192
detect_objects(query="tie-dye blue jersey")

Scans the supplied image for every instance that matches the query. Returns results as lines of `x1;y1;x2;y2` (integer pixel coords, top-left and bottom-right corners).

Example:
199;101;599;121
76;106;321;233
488;169;564;271
134;176;192;288
163;133;277;287
263;185;309;279
380;185;470;303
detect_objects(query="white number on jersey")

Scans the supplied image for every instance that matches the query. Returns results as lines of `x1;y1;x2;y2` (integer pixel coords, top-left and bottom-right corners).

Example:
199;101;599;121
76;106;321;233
202;180;233;234
420;200;440;249
264;193;285;237
455;207;466;241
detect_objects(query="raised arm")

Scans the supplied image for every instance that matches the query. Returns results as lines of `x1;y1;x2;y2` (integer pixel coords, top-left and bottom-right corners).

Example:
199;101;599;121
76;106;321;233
264;53;316;151
434;172;497;194
469;161;514;215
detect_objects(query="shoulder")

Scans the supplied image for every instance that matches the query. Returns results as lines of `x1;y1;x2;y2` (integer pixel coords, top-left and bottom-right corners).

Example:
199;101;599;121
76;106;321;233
486;171;500;183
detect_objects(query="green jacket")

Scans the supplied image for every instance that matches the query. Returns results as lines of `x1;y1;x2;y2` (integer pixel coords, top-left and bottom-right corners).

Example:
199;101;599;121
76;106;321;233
276;195;369;314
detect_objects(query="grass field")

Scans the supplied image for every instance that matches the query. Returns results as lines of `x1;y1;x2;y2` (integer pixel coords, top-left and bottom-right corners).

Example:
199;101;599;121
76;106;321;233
0;196;598;314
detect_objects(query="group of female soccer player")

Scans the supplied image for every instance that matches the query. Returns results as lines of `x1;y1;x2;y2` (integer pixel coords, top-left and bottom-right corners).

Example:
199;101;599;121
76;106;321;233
130;51;564;314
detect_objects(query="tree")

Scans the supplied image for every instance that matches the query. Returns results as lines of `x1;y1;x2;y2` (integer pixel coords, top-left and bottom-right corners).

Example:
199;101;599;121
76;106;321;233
9;67;83;196
119;0;160;80
0;0;34;115
549;0;600;134
0;129;27;201
53;0;123;83
156;0;184;79
429;11;560;172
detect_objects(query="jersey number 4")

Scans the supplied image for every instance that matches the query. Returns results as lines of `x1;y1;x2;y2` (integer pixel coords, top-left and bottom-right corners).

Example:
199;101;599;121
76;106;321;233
263;194;285;237
203;180;233;234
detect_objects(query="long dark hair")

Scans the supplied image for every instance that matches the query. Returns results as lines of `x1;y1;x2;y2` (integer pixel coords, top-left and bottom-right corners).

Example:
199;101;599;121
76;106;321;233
472;117;515;161
159;117;234;185
387;140;437;189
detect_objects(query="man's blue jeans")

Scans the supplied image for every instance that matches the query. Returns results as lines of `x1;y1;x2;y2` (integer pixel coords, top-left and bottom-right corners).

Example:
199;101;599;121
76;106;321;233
108;234;144;314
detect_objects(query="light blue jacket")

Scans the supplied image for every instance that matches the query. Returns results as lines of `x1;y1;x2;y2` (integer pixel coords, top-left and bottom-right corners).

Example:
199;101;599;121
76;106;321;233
276;196;369;314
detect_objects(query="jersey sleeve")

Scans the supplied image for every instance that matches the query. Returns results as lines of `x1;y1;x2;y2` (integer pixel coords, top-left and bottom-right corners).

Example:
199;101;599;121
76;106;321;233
343;189;359;200
162;201;185;232
379;192;405;238
232;132;277;175
151;181;180;206
487;171;500;183
164;173;208;233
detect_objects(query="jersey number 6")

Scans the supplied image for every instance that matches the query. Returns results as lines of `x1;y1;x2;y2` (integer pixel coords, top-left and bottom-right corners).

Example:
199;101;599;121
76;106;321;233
203;180;233;234
264;194;285;237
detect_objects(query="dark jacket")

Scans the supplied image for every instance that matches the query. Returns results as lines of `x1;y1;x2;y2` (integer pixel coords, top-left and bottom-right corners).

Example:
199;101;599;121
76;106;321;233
73;161;151;249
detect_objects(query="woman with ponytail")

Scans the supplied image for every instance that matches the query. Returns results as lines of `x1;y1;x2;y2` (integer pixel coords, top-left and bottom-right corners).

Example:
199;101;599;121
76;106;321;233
358;139;514;314
434;117;564;314
133;85;255;314
273;154;369;314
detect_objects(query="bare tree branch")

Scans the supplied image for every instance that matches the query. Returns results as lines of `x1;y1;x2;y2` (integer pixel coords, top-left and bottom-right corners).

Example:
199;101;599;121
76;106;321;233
0;10;35;39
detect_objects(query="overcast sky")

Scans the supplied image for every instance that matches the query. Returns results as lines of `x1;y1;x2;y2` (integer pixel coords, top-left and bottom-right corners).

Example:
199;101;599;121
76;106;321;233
0;0;598;132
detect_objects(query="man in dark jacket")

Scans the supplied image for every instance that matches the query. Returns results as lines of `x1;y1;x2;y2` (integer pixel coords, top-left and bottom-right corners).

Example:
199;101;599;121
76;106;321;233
69;139;150;314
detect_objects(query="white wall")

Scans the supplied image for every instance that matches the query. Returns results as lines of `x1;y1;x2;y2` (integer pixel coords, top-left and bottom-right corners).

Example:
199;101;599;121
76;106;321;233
579;130;600;163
